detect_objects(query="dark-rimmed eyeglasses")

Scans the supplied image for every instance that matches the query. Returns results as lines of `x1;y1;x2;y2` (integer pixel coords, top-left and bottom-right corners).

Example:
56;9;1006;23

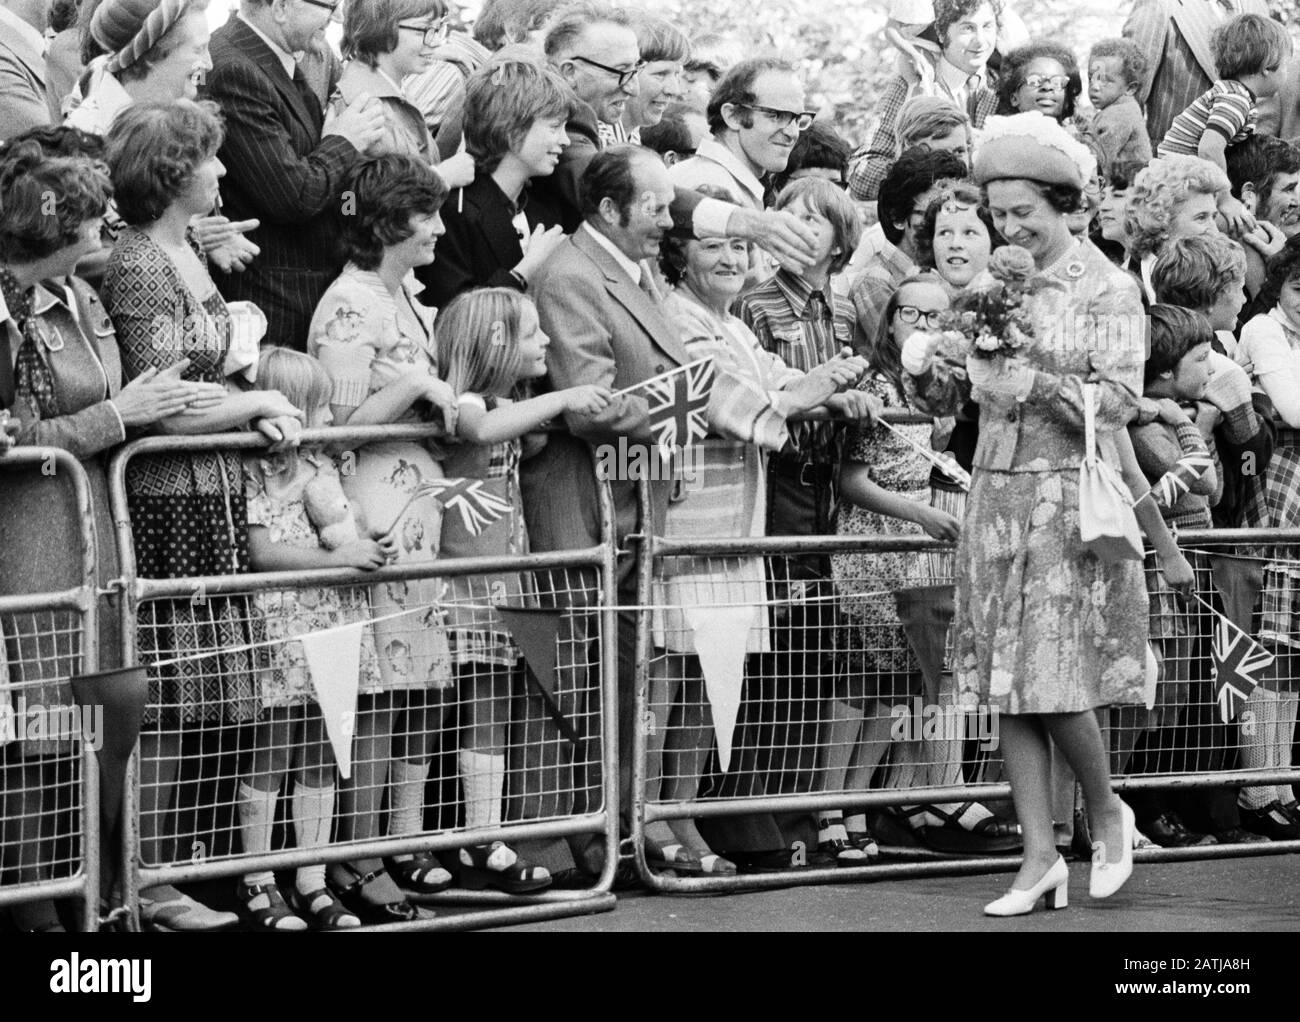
299;0;342;15
896;305;945;327
736;104;815;132
571;55;645;89
1023;73;1070;91
398;18;451;47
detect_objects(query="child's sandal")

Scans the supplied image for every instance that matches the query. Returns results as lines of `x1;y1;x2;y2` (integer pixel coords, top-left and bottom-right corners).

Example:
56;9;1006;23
327;861;428;924
294;888;361;930
237;881;308;931
386;854;453;896
458;841;552;894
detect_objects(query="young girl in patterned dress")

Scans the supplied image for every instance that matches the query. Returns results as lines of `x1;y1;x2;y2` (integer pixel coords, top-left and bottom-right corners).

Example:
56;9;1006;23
237;349;389;929
436;288;609;891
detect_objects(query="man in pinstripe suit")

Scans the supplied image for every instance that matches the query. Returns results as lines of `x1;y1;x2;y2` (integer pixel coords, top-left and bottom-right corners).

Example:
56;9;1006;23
205;0;387;351
1124;0;1273;151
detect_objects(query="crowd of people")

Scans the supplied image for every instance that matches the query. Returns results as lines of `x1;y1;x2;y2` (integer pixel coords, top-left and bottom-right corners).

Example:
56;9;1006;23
2;0;1300;930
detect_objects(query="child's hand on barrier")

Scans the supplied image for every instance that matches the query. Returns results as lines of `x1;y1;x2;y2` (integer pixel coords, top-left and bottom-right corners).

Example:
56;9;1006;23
915;503;960;542
373;530;399;563
1160;549;1196;600
563;384;613;415
332;539;388;571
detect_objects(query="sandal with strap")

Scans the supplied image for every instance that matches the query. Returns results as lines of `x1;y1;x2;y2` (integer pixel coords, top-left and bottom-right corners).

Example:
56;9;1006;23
459;841;552;894
237;881;308;931
327;861;429;925
293;888;361;930
385;854;454;897
909;802;1023;853
817;817;872;866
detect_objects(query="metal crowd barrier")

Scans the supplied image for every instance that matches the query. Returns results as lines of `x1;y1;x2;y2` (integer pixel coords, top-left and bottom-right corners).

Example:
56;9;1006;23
0;448;101;931
107;426;618;931
629;423;1300;893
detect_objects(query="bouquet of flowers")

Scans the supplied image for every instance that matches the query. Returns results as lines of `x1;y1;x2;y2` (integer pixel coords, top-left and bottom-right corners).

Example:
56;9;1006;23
932;245;1040;363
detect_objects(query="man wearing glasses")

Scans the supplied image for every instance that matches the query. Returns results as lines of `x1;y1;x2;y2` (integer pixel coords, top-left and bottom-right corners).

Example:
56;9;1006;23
672;57;813;214
207;0;387;350
849;146;967;344
530;2;821;274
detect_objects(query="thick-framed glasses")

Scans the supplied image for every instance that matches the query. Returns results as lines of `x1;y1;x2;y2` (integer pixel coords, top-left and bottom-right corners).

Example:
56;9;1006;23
896;305;945;327
299;0;342;15
1023;73;1070;91
571;55;645;89
737;104;815;131
399;18;451;47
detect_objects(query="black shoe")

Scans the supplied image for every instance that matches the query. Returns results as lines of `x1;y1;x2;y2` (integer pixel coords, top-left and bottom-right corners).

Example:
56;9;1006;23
1142;812;1216;848
733;848;796;874
1212;826;1271;845
1239;801;1300;841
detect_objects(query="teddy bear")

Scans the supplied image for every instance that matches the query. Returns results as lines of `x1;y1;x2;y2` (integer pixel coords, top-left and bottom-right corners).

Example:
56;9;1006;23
302;462;363;551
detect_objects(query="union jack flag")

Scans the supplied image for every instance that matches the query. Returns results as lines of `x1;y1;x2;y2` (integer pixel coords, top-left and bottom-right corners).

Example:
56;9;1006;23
1211;612;1272;723
642;358;714;455
411;478;513;537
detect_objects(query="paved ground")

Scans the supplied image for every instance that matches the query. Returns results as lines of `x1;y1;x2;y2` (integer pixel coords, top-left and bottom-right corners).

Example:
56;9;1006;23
504;854;1300;931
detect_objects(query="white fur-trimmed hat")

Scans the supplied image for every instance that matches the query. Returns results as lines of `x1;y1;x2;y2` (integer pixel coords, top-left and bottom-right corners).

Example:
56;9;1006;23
973;112;1096;190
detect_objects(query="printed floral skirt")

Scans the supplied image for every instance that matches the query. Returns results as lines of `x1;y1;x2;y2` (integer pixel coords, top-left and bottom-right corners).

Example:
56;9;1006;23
954;468;1148;715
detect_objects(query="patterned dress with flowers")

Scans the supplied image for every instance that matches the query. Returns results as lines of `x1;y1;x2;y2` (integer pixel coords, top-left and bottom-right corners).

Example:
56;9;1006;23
308;264;452;691
925;240;1150;714
243;453;383;707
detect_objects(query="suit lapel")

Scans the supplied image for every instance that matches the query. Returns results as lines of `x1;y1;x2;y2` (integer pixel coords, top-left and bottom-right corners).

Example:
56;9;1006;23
572;229;690;366
1172;0;1223;84
226;18;319;139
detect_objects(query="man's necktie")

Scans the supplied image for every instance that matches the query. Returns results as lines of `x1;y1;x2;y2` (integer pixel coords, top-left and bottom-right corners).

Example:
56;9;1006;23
292;62;322;126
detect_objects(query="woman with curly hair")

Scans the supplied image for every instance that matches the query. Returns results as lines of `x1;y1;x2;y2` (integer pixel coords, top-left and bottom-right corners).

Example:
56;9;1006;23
1122;154;1234;301
101;100;304;930
996;40;1082;126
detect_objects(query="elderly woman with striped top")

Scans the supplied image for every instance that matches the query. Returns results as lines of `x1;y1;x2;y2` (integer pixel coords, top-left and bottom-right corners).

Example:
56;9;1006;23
646;185;869;875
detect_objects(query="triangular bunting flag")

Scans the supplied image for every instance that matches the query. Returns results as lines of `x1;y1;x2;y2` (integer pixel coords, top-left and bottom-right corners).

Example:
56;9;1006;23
497;607;580;747
684;605;754;774
300;622;364;779
1211;612;1271;724
1208;554;1265;632
893;585;955;705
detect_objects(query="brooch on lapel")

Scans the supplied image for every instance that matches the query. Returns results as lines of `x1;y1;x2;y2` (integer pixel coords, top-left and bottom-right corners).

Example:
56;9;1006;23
771;326;805;345
1064;260;1086;280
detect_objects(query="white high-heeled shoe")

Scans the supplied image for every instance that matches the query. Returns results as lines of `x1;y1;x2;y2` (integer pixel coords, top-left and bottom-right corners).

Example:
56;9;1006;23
1090;800;1135;899
983;855;1069;917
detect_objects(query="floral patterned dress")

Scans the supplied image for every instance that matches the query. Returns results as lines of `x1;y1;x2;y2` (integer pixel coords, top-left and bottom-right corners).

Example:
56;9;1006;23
101;228;260;724
243;452;383;707
948;240;1149;714
308;264;452;691
832;372;944;701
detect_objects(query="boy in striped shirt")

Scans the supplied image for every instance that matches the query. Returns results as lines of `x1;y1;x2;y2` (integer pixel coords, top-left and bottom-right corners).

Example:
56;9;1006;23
1157;13;1290;174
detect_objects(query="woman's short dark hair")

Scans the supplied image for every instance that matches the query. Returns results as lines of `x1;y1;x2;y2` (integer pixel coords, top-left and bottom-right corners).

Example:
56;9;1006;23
0;143;112;262
0;123;106;161
106;99;223;225
659;183;736;286
933;0;1003;48
1006;179;1085;214
878;146;970;244
342;153;448;270
917;182;1004;271
463;57;577;173
706;56;795;135
996;40;1083;121
343;0;449;65
1145;304;1214;385
1106;159;1148;193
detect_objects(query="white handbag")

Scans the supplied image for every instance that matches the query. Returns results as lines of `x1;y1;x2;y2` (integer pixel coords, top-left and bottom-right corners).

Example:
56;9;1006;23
1078;383;1144;563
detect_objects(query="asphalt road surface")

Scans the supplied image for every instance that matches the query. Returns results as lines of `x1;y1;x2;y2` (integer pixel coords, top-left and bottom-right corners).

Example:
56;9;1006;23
505;854;1300;931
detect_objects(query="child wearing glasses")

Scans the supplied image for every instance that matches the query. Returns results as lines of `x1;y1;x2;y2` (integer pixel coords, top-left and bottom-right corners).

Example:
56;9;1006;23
1082;38;1152;178
336;0;476;189
1157;13;1291;174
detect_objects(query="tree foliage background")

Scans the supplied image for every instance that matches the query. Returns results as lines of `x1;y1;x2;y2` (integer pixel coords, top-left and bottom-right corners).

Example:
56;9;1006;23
658;0;1297;147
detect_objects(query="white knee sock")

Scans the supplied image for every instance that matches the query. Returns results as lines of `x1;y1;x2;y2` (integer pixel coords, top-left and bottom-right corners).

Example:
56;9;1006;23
460;750;505;831
1239;688;1280;810
1275;693;1299;804
387;759;430;854
292;782;335;896
238;781;277;887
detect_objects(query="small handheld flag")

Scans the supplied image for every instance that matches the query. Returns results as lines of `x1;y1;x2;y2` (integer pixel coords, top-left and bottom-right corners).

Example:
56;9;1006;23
643;358;714;454
387;478;512;537
1211;612;1271;723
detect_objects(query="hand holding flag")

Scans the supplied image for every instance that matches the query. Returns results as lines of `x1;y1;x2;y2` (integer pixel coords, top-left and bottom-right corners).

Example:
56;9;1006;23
1210;610;1272;723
